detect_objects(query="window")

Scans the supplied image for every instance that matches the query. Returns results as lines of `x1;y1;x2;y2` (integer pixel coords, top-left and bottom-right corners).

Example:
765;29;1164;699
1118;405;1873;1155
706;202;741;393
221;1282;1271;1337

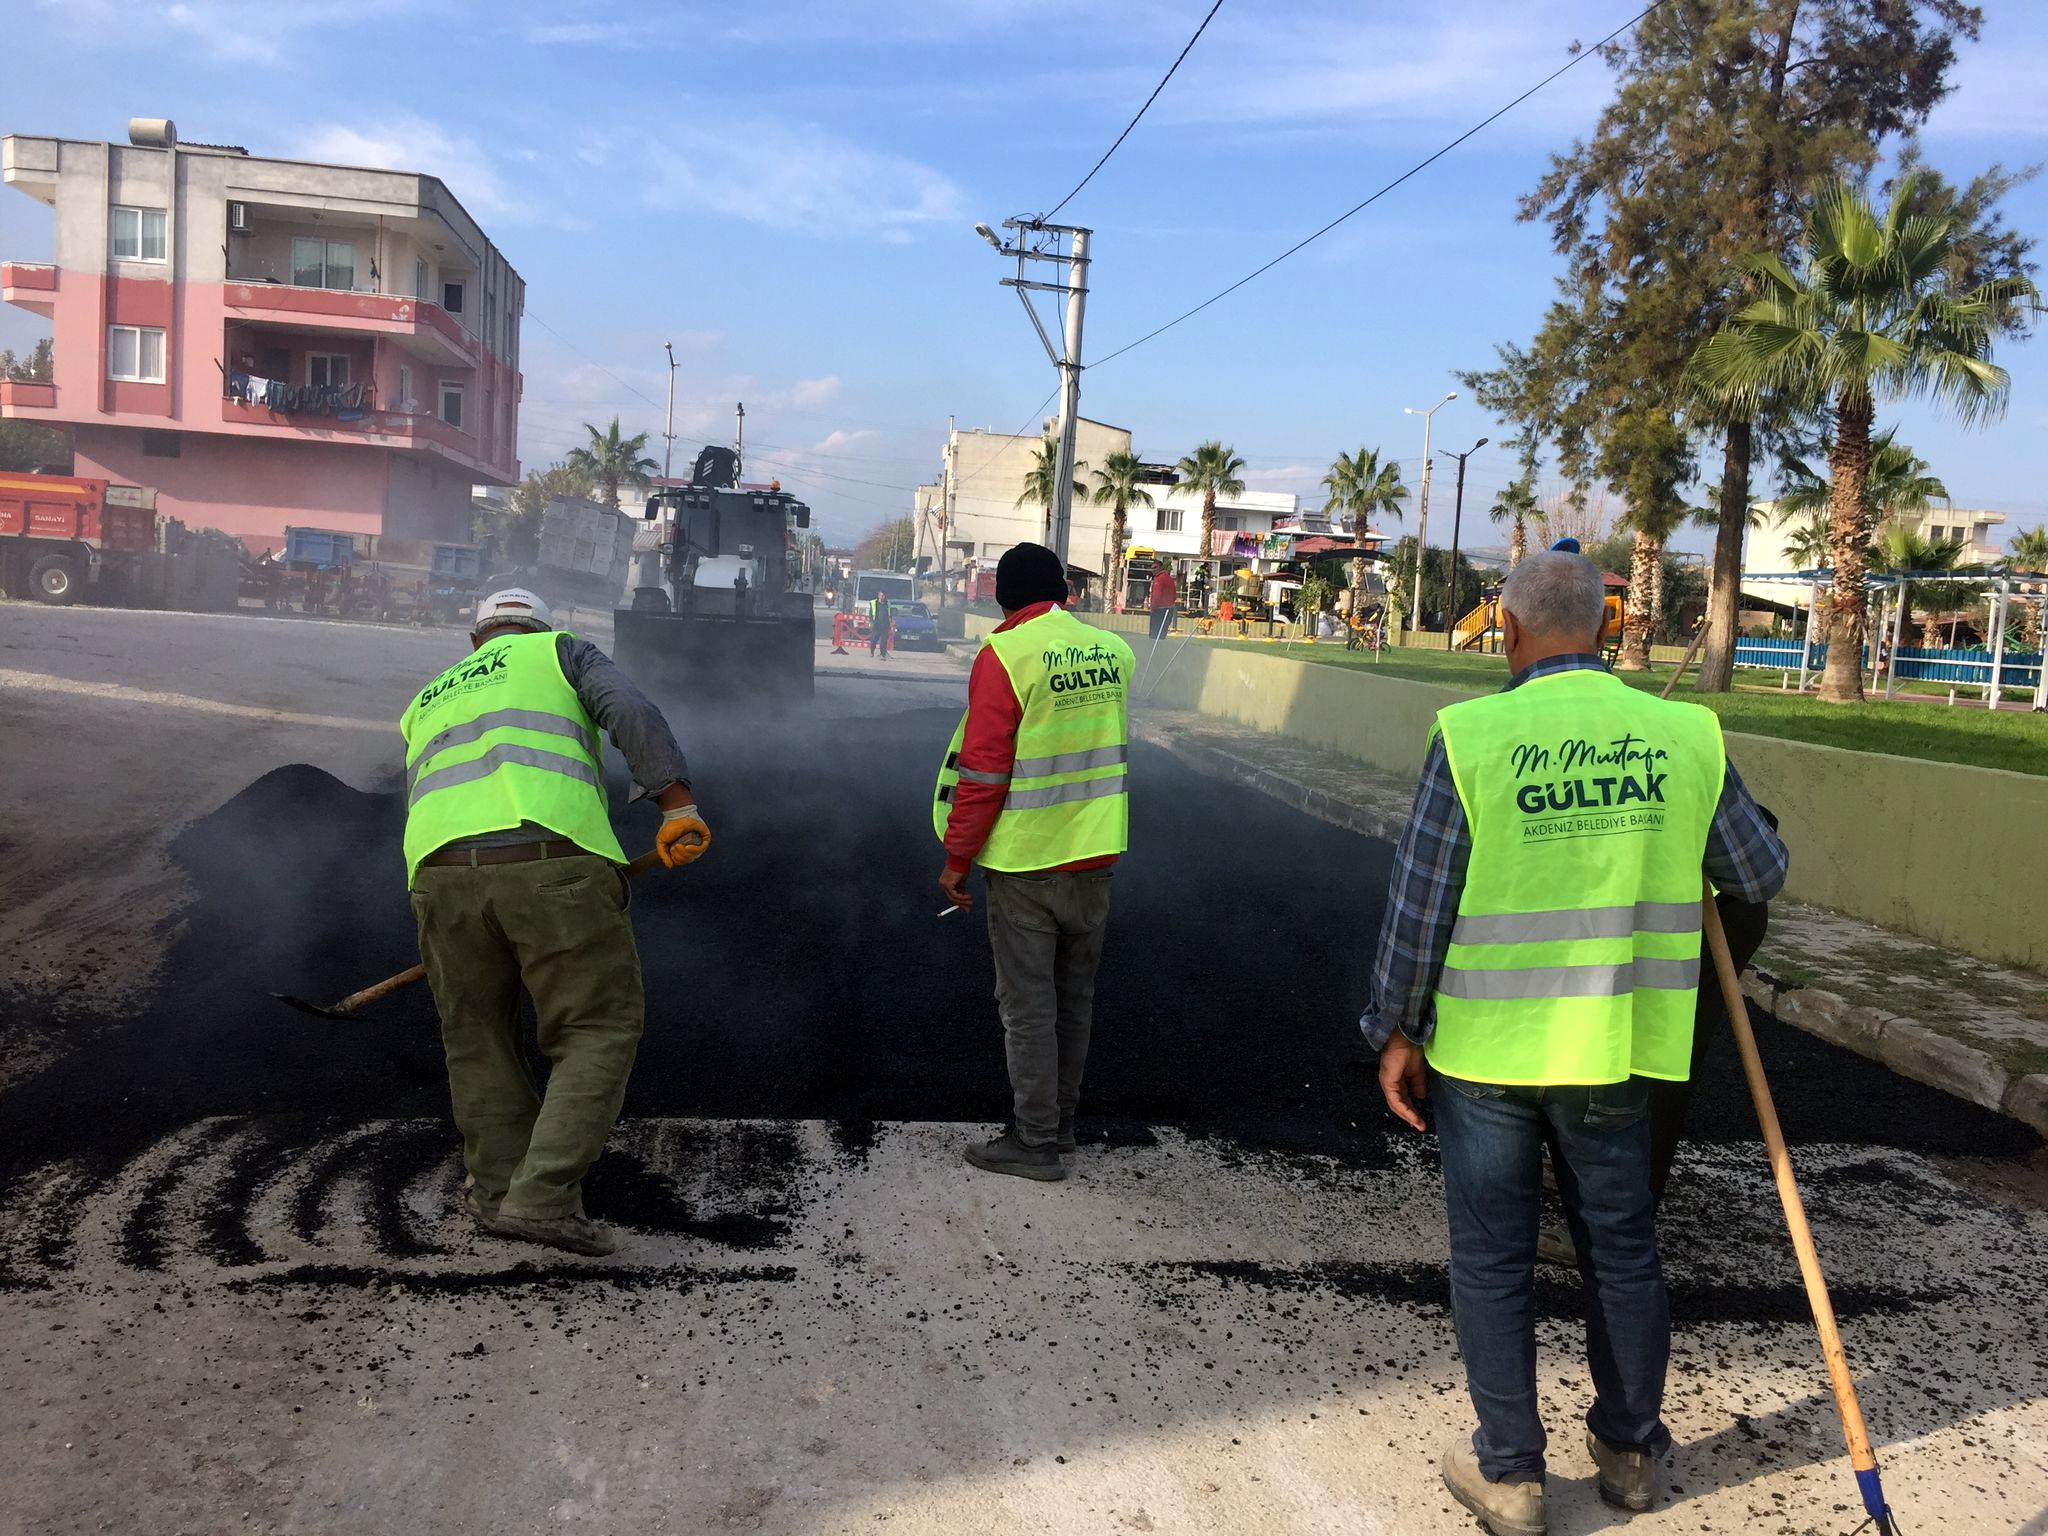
107;324;166;383
1219;514;1243;531
112;206;167;262
290;236;356;291
1155;507;1184;532
439;380;464;430
414;258;429;300
442;280;464;315
307;353;351;389
141;430;181;458
397;364;414;411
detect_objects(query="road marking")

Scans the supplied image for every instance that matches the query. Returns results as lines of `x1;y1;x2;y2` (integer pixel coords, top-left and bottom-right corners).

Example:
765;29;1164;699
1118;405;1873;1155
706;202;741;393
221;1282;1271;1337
0;668;391;732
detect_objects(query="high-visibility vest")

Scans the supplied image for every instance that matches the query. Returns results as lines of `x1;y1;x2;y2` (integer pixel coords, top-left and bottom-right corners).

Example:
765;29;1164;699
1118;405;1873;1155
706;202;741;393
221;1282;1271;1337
1427;668;1725;1086
399;630;625;881
933;607;1134;872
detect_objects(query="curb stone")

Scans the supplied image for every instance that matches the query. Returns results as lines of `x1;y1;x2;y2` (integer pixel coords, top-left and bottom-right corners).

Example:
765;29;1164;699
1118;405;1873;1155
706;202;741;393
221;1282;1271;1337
1141;716;2048;1142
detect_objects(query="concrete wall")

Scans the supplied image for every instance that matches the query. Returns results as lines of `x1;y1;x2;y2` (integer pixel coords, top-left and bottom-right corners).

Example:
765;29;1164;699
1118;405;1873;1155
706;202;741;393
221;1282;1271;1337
967;613;2048;970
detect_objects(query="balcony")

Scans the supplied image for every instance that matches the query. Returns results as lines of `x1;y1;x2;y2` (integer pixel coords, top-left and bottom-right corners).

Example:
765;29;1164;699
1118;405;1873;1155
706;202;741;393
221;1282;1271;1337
2;260;57;318
0;377;56;412
219;393;481;463
222;282;481;367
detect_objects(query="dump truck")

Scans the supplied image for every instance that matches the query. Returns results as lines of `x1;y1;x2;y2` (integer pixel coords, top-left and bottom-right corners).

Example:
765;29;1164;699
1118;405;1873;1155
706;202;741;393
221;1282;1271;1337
612;446;815;704
0;472;155;604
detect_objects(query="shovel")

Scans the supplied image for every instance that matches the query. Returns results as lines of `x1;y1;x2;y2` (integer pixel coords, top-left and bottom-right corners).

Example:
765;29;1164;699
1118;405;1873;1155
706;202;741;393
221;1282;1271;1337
274;847;671;1021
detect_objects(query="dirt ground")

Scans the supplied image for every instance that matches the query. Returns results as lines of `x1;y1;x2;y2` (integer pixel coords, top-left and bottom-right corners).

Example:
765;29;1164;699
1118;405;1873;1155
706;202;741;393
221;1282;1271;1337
2;600;2044;1535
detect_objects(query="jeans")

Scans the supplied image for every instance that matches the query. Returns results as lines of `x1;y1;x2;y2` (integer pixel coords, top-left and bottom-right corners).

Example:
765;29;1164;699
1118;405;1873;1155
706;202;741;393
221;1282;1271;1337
1148;605;1175;640
1433;1068;1671;1483
985;869;1114;1146
411;853;645;1219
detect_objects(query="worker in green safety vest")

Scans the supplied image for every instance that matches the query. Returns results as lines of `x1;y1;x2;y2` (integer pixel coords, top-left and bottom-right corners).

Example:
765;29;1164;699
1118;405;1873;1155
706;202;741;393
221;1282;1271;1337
868;589;892;660
1357;552;1788;1533
934;543;1135;1183
401;587;712;1258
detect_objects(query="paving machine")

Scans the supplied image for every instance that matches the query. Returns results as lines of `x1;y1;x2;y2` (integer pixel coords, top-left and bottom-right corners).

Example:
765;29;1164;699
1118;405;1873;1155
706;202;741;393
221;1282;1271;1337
613;445;815;703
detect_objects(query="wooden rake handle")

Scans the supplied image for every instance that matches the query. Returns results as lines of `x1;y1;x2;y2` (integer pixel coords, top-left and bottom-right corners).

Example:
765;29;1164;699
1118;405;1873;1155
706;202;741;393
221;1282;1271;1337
1702;879;1887;1501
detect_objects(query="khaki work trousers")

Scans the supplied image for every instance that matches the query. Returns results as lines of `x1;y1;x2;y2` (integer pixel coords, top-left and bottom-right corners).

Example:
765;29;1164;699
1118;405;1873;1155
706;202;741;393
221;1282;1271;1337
985;868;1114;1147
410;853;645;1220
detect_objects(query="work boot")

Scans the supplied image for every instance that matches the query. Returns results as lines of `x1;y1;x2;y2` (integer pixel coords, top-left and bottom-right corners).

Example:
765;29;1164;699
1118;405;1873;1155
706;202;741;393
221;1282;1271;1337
1586;1429;1655;1513
462;1183;503;1232
490;1211;620;1257
1057;1113;1078;1155
1536;1226;1578;1269
963;1131;1066;1182
1442;1441;1546;1536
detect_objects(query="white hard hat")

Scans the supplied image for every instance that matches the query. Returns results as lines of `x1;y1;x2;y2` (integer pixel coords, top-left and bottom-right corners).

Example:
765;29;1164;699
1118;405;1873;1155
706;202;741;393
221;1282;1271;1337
472;587;554;635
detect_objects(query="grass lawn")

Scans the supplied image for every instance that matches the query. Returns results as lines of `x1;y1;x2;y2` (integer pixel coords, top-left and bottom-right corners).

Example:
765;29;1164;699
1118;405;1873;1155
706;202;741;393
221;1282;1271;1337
1198;636;2048;776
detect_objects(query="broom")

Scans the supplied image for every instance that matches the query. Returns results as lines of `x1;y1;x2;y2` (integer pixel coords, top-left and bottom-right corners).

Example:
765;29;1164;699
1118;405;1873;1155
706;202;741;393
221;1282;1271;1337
1702;879;1900;1534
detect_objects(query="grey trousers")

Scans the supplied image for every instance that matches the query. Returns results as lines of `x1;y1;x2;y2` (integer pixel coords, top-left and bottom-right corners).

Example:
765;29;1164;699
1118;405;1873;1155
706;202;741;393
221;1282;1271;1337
985;868;1115;1147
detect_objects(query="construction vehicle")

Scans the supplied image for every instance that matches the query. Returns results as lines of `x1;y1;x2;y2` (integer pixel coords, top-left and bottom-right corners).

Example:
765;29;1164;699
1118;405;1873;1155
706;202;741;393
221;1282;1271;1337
0;472;155;604
613;444;815;703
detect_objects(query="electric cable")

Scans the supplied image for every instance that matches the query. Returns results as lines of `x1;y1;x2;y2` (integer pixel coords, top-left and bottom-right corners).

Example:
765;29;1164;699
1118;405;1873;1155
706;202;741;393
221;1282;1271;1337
1090;0;1671;370
1043;0;1226;221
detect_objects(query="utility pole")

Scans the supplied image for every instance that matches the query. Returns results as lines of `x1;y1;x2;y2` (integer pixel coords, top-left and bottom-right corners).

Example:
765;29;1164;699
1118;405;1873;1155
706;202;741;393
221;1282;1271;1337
734;401;745;481
1440;436;1488;638
1404;392;1456;634
975;218;1090;564
661;341;677;481
941;415;955;608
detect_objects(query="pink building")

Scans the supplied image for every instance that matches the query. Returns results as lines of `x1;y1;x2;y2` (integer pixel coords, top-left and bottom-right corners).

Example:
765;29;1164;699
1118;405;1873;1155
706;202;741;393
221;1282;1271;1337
1;118;522;553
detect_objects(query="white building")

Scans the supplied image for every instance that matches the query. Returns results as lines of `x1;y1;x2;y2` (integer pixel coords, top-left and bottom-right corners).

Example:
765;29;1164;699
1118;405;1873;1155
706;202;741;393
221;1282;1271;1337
1743;500;2013;607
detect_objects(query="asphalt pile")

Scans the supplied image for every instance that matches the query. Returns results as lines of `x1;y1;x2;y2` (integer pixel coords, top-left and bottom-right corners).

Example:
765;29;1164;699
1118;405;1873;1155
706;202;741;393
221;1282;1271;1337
0;702;2036;1286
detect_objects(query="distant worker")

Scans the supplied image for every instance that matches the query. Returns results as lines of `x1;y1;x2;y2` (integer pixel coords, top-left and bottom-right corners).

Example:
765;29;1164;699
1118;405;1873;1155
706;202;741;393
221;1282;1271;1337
869;588;892;661
1148;565;1178;640
1357;552;1787;1533
733;565;751;615
400;588;712;1258
935;543;1134;1182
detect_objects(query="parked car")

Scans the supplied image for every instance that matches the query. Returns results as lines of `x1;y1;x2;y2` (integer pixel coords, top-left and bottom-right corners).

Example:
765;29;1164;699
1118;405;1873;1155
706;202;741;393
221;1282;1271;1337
890;600;940;651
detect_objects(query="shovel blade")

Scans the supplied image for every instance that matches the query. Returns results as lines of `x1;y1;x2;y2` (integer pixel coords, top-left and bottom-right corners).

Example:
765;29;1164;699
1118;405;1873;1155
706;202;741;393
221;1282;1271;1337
272;992;363;1022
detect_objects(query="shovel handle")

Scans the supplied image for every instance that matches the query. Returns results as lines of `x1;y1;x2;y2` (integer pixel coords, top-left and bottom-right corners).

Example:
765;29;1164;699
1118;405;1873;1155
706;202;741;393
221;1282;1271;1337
328;847;671;1016
1703;880;1885;1492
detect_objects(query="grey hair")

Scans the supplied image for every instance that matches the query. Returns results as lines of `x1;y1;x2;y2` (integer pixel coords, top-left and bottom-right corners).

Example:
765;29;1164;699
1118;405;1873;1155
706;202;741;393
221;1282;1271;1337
1500;551;1606;641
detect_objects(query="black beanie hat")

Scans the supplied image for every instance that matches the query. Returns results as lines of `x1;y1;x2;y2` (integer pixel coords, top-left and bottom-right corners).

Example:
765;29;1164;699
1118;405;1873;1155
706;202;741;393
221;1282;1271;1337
995;542;1068;610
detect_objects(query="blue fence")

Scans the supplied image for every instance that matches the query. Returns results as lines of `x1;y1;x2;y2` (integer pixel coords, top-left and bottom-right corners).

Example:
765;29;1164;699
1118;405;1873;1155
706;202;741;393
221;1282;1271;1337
1733;636;2042;690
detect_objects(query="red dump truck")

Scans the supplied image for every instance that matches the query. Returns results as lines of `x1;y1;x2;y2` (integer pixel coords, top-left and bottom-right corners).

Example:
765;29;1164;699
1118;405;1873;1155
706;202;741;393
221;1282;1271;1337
0;472;156;604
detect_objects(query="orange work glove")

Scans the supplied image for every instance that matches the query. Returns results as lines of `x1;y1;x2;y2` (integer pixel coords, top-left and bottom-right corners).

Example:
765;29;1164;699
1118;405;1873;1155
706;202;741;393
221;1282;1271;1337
656;805;711;868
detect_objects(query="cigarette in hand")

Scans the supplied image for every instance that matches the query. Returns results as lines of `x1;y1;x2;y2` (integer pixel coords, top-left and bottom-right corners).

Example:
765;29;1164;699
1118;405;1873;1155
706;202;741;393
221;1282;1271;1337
937;905;963;918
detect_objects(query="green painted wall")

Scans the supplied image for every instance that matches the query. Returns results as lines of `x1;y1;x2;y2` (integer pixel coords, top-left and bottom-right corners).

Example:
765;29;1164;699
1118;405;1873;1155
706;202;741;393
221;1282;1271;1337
966;612;2048;969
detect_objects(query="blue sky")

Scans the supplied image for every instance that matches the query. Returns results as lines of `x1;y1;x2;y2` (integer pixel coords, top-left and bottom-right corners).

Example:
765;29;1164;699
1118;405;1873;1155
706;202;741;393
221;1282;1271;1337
6;0;2047;550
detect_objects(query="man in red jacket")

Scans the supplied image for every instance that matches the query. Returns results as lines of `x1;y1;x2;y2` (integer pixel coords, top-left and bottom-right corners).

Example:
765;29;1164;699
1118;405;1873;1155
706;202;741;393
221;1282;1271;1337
1147;565;1179;640
937;543;1134;1181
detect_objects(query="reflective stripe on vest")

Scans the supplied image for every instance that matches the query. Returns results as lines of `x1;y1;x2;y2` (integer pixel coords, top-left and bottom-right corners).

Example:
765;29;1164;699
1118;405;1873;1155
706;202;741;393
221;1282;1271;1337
932;608;1134;872
1426;669;1724;1087
399;630;626;881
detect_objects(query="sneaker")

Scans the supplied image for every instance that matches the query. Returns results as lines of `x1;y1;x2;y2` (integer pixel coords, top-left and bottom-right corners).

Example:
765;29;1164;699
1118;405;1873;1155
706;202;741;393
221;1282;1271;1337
1586;1429;1654;1513
1536;1226;1578;1269
1057;1114;1078;1155
490;1211;620;1257
1442;1441;1546;1536
963;1131;1066;1182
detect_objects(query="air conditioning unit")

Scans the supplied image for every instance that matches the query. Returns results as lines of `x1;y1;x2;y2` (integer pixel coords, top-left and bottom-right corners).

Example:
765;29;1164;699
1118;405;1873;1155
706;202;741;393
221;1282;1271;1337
227;202;251;233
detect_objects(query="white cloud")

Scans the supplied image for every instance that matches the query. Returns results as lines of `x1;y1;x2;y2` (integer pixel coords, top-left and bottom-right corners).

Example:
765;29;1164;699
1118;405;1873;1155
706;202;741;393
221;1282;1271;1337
295;117;545;227
526;19;659;46
640;120;961;240
40;0;427;66
813;429;875;453
791;376;842;409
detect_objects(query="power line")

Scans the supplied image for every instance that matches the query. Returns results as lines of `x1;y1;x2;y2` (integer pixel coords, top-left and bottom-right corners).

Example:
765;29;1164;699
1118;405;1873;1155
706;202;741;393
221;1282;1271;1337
521;311;664;410
1090;0;1669;370
1043;0;1226;221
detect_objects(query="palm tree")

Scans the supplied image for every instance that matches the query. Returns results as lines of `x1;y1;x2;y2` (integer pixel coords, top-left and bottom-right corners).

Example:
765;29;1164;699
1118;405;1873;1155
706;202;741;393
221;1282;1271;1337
2008;526;2048;648
564;417;659;508
1321;446;1407;616
1090;451;1154;613
1869;524;1975;648
1176;441;1247;591
1777;507;1836;572
1017;435;1086;544
1689;178;2037;703
1775;430;1949;525
1488;479;1538;570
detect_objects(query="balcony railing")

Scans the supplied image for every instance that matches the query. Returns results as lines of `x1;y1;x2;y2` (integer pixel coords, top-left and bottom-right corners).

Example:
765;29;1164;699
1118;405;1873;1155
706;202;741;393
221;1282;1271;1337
2;261;58;317
222;282;482;364
219;391;481;458
0;378;56;411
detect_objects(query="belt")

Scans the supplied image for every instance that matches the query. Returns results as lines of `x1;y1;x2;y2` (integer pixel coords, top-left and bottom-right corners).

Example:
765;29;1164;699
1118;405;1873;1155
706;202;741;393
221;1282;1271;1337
421;838;588;869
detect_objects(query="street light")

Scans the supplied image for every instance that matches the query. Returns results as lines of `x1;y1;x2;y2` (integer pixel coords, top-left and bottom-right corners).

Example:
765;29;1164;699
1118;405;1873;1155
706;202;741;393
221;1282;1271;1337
1439;437;1489;642
973;222;1002;250
1403;391;1456;634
